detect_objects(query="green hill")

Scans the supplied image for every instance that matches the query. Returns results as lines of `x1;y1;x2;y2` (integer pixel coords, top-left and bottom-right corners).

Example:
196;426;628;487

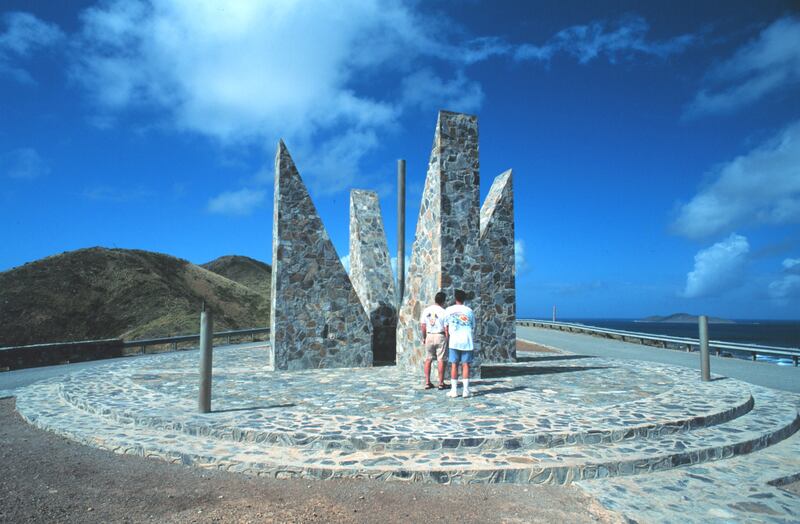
0;247;270;346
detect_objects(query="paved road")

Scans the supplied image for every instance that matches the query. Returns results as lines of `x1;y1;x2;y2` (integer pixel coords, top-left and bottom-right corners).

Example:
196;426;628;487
517;325;800;393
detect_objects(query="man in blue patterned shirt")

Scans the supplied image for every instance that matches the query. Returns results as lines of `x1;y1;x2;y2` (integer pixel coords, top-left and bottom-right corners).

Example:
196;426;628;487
444;289;475;398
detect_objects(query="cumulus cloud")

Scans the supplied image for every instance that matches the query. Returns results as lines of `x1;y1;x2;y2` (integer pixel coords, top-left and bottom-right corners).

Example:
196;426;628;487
0;11;64;84
682;234;750;298
207;188;266;216
672;120;800;238
1;148;50;179
401;69;484;113
768;257;800;301
515;239;529;273
514;14;695;64
69;4;697;201
687;16;800;117
69;0;507;197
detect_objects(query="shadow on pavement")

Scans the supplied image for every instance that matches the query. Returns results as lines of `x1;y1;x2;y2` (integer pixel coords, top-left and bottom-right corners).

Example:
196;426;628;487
515;355;597;363
472;385;528;397
213;403;296;413
482;365;611;379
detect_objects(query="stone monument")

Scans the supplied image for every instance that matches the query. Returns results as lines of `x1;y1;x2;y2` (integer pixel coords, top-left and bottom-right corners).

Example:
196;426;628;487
270;141;372;370
349;189;397;362
396;111;482;375
479;170;517;362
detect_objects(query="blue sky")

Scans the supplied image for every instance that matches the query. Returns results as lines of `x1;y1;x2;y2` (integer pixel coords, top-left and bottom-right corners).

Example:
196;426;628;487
1;1;799;319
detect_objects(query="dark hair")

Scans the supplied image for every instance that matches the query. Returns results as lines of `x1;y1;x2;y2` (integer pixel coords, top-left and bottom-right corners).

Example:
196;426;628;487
434;291;446;306
454;289;466;303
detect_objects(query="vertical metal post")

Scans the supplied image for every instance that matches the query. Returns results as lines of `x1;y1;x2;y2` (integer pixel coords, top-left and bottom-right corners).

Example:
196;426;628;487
699;315;710;381
199;303;213;413
552;305;557;322
397;159;406;306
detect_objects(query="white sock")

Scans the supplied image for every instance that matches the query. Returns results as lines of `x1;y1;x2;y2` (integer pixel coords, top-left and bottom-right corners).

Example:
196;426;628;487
462;378;469;391
451;380;458;390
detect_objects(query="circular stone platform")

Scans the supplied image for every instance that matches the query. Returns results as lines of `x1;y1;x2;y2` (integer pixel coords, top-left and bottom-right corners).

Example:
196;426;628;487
15;344;800;484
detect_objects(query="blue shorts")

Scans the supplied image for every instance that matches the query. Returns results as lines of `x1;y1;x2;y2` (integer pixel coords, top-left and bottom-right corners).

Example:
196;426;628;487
448;349;474;364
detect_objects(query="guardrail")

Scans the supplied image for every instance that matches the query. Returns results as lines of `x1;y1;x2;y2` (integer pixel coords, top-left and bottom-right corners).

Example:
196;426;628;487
516;319;799;367
121;327;270;355
0;327;270;371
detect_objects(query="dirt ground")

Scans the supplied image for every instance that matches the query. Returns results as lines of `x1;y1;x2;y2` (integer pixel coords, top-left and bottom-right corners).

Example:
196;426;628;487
1;340;614;523
0;398;622;524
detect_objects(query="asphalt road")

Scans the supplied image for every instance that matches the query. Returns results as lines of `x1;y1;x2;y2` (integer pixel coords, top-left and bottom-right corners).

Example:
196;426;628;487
517;325;800;393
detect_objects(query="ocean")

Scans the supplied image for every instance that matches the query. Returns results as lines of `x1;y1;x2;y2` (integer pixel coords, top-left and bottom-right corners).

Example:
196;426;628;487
557;319;800;366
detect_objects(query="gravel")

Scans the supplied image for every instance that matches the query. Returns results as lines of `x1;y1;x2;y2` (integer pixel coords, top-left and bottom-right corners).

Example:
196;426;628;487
0;398;622;524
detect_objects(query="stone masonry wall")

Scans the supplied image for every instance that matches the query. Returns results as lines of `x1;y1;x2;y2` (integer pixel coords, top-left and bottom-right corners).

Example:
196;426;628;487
479;170;517;362
349;190;397;362
270;141;372;370
396;111;481;376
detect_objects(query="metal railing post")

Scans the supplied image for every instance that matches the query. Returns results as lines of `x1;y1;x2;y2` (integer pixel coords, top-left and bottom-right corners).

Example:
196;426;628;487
397;158;406;306
199;304;213;413
699;315;710;381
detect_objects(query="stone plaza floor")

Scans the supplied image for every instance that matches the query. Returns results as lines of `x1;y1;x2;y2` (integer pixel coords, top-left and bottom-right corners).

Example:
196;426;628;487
12;342;800;522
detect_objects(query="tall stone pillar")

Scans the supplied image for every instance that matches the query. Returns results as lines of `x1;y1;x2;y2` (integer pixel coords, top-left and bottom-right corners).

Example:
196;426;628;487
479;170;517;362
396;111;481;375
349;189;397;362
270;141;372;370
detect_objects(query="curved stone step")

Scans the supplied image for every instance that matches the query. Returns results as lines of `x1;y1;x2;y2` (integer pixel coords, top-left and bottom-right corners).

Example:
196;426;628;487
17;382;799;485
53;366;756;453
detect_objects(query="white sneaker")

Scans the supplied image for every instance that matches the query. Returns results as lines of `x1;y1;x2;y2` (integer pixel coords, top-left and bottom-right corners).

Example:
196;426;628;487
462;390;471;398
447;389;459;398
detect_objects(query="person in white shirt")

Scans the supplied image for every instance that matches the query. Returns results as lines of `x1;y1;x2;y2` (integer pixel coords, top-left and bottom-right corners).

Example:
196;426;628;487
420;291;448;389
444;289;475;398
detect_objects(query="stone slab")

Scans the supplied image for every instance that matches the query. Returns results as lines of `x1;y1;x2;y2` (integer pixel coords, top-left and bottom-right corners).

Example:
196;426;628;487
349;189;397;362
479;170;516;363
396;111;481;375
270;141;372;370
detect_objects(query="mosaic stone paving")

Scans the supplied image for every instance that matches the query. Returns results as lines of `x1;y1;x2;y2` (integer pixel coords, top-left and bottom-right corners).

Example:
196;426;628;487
14;344;800;495
578;396;800;523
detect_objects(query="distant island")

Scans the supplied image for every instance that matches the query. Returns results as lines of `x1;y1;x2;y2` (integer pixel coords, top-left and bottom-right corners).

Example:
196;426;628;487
638;313;735;324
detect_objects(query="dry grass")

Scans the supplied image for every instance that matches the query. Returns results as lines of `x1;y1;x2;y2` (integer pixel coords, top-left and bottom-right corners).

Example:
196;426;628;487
0;247;271;346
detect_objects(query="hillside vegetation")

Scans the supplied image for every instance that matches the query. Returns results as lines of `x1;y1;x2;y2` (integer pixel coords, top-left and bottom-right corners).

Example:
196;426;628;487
0;248;271;346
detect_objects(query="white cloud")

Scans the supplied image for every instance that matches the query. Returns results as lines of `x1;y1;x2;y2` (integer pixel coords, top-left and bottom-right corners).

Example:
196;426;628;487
514;14;695;64
1;148;50;179
390;255;410;280
682;234;750;298
0;11;64;84
769;257;800;301
70;4;695;201
340;254;350;275
401;69;484;114
69;0;503;196
515;239;529;273
207;188;265;216
782;258;800;272
687;16;800;117
673;120;800;238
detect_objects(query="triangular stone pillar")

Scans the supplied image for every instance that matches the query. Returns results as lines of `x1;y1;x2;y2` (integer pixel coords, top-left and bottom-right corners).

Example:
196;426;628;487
349;189;397;362
270;141;372;370
479;170;517;362
396;111;481;376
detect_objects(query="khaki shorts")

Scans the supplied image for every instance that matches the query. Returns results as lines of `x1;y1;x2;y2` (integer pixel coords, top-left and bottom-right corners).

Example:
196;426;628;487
425;333;447;361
